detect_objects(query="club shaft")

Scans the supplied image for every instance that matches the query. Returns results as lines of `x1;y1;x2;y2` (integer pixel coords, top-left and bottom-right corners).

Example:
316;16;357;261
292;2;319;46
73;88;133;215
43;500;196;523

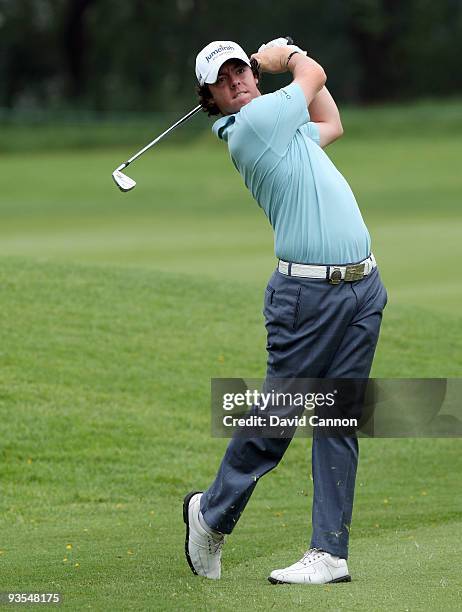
118;104;202;170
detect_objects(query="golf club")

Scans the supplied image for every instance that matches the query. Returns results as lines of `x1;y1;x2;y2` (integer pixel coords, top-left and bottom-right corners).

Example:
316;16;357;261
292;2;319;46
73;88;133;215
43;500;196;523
112;37;294;192
112;104;202;192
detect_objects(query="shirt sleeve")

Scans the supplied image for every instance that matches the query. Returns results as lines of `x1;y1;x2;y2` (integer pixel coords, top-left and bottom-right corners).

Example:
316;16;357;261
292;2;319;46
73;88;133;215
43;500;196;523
237;81;310;155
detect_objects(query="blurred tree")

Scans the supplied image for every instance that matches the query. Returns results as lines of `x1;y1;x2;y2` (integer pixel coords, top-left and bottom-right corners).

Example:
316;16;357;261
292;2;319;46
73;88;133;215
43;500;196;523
402;0;462;97
345;0;411;102
63;0;96;100
0;0;62;108
0;0;461;111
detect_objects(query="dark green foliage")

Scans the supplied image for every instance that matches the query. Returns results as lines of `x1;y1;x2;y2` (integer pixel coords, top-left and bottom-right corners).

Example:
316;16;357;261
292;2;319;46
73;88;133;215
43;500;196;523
0;0;461;110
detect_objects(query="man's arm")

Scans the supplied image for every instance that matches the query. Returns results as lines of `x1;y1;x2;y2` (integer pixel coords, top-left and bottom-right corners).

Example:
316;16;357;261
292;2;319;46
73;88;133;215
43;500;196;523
287;54;342;148
308;87;344;148
250;47;326;105
286;52;327;106
250;48;342;148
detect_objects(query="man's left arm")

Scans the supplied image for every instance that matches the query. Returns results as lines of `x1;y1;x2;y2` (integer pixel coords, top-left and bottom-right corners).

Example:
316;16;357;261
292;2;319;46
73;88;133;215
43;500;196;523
255;38;343;148
308;86;344;148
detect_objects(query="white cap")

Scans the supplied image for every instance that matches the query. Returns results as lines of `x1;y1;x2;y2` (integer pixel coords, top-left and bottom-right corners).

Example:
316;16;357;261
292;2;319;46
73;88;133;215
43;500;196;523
195;41;251;86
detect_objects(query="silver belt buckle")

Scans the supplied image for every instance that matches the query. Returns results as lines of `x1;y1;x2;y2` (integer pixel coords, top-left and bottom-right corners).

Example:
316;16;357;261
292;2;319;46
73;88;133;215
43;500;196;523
344;262;365;282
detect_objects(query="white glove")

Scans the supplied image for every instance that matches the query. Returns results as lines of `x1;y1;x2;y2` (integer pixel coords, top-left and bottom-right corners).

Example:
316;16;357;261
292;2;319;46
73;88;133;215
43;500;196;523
258;37;307;56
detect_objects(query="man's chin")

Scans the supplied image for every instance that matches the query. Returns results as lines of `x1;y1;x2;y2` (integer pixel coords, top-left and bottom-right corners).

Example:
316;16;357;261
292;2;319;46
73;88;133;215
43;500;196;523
227;95;252;114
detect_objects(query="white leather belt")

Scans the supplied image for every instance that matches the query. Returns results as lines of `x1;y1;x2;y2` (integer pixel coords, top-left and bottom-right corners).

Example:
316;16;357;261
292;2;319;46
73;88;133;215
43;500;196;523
278;254;377;284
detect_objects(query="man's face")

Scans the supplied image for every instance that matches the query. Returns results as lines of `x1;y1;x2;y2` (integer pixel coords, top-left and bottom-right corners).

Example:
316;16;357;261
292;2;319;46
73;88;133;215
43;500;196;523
208;60;261;115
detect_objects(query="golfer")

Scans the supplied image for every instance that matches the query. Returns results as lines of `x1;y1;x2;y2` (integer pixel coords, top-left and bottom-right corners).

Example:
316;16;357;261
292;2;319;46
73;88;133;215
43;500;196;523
183;39;387;584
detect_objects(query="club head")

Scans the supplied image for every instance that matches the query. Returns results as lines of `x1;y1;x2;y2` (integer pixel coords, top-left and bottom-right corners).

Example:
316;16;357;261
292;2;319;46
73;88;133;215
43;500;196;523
112;169;136;192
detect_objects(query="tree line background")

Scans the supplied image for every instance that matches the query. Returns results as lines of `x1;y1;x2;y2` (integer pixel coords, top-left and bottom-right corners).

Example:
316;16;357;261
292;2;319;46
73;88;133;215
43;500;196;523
1;0;462;113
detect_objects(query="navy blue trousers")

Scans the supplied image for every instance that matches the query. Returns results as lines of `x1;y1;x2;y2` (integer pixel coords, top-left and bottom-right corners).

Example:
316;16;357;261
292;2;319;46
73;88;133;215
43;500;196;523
201;266;387;559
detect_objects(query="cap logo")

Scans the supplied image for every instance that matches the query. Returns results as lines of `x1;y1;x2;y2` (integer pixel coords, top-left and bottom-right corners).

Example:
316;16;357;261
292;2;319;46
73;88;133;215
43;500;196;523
205;44;235;63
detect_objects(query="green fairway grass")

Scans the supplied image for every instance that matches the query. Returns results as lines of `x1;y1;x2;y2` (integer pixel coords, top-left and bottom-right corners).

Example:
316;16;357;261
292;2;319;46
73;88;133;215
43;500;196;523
1;260;461;610
1;103;461;609
1;132;461;317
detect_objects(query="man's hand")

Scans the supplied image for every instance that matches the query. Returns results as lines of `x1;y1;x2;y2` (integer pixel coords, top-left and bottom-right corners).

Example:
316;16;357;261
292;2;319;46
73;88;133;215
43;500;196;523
251;48;326;106
250;47;294;74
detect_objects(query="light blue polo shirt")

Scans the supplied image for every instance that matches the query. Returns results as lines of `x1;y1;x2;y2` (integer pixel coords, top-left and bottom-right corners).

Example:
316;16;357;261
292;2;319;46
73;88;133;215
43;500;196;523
212;82;371;265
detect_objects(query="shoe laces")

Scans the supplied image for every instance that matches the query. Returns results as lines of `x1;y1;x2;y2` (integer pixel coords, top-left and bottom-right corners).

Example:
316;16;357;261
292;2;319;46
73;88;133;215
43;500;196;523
301;547;327;564
207;533;225;555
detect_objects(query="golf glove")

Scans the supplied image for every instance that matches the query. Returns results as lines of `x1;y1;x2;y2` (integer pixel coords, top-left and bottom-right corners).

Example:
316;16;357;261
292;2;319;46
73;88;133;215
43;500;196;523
258;37;307;56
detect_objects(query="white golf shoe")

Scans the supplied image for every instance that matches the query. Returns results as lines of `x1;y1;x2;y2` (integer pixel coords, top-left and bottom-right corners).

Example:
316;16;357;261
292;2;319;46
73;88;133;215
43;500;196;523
269;547;351;584
183;491;225;579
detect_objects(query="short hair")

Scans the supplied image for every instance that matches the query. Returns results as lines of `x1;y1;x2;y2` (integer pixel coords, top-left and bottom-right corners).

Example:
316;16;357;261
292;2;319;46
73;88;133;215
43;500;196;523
196;58;261;116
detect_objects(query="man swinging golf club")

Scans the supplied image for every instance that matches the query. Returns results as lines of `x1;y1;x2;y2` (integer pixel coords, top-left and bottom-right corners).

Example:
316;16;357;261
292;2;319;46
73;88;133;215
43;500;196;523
183;38;387;584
